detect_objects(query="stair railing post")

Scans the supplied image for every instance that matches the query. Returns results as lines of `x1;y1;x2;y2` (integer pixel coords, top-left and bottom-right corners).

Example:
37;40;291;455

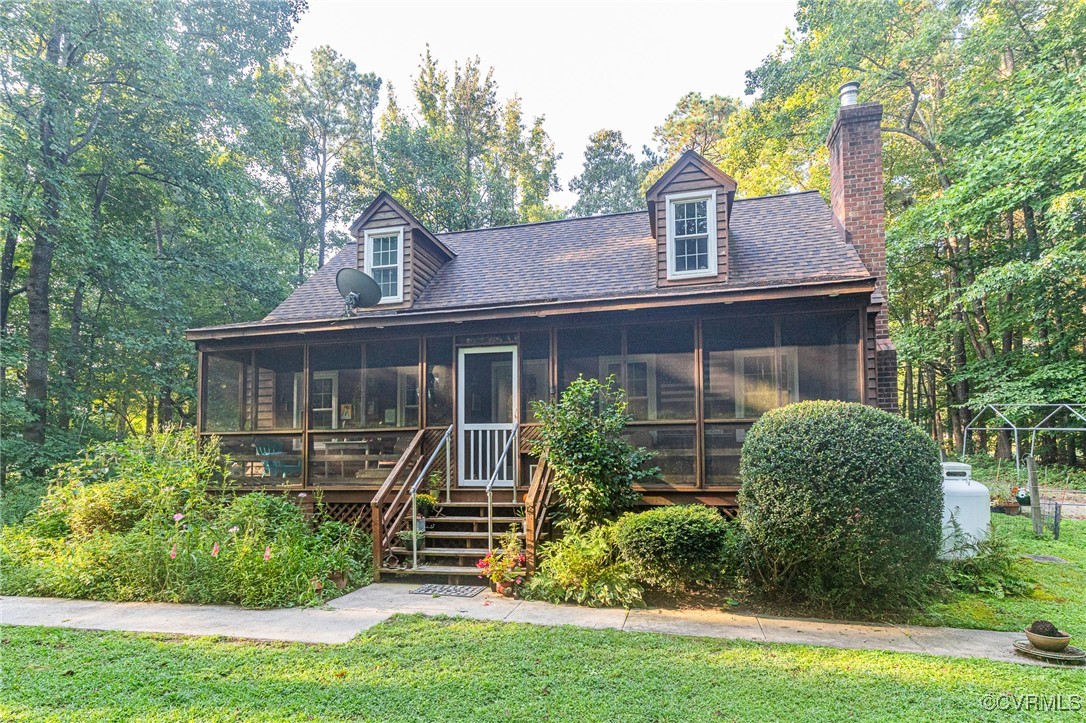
411;491;418;570
445;432;451;503
487;486;494;551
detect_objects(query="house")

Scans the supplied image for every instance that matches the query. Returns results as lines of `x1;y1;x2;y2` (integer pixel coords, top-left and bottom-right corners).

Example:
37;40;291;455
187;86;896;577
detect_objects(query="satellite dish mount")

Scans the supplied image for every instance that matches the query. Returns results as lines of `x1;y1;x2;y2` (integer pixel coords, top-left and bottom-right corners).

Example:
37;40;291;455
335;268;383;316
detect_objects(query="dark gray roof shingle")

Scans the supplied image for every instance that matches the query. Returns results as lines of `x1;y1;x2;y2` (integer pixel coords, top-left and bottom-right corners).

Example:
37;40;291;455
261;190;870;324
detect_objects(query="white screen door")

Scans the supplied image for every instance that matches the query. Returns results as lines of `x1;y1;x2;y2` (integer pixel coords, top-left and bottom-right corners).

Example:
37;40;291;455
458;345;518;487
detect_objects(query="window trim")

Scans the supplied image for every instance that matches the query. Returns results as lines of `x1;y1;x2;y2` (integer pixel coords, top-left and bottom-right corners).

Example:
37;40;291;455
665;190;718;280
363;226;405;304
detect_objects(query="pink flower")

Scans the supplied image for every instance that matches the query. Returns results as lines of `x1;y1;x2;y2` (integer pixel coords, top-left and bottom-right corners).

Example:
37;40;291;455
211;542;220;558
228;526;239;534
169;544;178;560
263;546;272;561
173;513;184;522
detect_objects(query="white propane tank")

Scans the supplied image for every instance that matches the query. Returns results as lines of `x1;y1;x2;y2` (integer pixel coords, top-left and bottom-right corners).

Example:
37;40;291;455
940;462;990;559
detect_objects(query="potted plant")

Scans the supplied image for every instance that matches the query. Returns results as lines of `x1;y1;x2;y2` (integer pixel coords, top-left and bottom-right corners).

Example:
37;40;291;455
397;528;425;549
415;492;439;518
1013;486;1031;507
475;525;526;596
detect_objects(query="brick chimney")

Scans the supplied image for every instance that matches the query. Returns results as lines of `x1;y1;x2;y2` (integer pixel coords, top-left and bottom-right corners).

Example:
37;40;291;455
827;82;898;412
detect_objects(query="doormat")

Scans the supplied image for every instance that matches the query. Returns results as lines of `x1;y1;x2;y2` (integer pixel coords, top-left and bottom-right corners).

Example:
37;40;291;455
410;584;486;598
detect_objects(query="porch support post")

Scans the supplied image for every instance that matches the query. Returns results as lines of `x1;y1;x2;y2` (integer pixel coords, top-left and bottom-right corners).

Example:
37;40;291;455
301;344;310;490
694;317;705;488
196;349;206;434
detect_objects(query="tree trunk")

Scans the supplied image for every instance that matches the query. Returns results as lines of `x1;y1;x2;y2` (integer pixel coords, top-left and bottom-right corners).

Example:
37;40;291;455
57;279;85;431
1;211;23;331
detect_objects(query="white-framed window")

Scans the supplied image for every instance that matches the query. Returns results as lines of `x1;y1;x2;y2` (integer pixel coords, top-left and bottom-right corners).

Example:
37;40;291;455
363;226;404;303
293;371;339;429
600;354;657;420
734;347;798;418
665;190;717;279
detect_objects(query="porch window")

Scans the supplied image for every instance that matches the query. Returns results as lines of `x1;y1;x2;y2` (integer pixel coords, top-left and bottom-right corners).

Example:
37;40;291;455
703;317;777;420
363;227;404;303
309;343;363;430
520;331;550;423
781;313;861;403
204;351;253;432
253;347;303;430
665;190;717;279
426;337;454;426
363;339;419;427
627;322;695;420
558;326;622;390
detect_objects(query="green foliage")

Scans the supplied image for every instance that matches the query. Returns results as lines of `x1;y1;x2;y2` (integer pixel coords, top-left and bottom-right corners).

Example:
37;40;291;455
739;401;943;612
727;0;1086;458
1;428;371;608
4;617;1077;722
414;493;440;517
938;525;1033;599
529;376;652;531
568;129;652;216
614;505;730;591
524;525;644;608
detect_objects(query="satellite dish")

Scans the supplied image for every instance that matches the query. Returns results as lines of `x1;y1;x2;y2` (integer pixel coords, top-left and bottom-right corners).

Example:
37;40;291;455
336;268;383;313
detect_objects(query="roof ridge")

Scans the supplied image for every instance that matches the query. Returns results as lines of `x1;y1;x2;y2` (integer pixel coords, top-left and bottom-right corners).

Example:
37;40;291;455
437;209;646;237
734;189;823;202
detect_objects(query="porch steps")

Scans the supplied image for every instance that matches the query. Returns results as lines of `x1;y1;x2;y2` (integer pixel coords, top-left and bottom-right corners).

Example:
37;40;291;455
379;487;531;582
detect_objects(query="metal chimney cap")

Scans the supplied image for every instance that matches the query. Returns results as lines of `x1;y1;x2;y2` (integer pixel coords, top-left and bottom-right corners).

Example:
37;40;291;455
839;81;860;107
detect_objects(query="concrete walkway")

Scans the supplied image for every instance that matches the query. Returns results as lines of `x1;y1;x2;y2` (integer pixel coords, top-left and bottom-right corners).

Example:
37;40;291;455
0;584;1053;667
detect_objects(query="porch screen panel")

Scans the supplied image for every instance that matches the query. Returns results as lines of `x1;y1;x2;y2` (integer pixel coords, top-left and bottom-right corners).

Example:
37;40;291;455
780;312;860;403
253;347;303;430
521;331;550;423
309;343;362;430
703;317;777;420
364;339;419;428
704;424;752;486
625;322;695;421
557;326;621;390
425;337;453;426
627;425;697;486
204;351;253;432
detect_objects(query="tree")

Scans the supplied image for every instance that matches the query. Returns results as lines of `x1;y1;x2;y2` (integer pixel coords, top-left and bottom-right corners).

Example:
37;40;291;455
374;49;561;231
645;93;740;187
263;47;380;273
724;0;1086;463
568;130;649;216
0;0;300;468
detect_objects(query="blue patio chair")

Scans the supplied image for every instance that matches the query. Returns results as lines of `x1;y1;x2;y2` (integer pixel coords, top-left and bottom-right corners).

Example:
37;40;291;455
255;439;302;478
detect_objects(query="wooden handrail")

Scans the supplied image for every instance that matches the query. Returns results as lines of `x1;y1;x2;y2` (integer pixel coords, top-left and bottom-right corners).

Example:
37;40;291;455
370;429;426;581
523;455;553;572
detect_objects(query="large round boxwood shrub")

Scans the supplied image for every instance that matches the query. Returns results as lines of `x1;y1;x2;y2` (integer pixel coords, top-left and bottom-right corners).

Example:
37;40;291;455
738;401;942;612
614;505;729;591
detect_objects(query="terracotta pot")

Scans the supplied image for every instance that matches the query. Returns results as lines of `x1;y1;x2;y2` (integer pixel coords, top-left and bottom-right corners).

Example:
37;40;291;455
495;581;515;597
1003;501;1021;516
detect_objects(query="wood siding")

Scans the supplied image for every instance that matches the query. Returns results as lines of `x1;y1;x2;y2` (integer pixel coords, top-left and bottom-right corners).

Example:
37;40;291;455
355;200;414;308
650;160;731;287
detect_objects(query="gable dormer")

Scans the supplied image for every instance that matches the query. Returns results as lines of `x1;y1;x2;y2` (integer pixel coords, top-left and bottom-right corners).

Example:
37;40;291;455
348;192;455;309
645;150;737;287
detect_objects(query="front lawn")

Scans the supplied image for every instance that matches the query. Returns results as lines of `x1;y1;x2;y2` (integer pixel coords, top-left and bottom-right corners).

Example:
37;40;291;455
2;615;1081;722
918;516;1086;633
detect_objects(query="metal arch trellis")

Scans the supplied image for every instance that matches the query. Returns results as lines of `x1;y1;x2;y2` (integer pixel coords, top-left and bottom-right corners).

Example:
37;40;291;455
961;403;1086;477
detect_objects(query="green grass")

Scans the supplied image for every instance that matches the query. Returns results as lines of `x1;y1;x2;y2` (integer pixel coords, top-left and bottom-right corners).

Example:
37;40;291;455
2;616;1083;722
918;516;1086;633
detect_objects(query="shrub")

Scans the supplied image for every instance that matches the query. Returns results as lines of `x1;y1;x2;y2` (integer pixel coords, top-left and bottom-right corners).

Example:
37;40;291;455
739;401;942;612
524;525;643;608
529;376;654;531
614;505;729;591
938;525;1033;598
0;428;372;608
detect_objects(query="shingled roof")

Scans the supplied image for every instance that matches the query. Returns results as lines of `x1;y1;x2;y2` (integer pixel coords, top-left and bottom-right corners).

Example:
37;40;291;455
252;189;872;326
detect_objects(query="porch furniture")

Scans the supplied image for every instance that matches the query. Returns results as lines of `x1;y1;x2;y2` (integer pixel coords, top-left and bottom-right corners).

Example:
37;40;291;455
255;439;302;478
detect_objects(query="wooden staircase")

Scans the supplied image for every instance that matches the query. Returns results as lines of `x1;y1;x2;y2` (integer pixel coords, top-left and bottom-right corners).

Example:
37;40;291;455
371;424;554;583
382;491;525;578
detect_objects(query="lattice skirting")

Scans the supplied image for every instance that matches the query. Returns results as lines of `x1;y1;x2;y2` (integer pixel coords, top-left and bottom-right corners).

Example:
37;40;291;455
322;501;373;530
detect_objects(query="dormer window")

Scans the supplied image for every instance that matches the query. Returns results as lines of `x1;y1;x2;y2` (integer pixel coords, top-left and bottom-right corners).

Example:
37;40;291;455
364;226;404;303
665;190;718;279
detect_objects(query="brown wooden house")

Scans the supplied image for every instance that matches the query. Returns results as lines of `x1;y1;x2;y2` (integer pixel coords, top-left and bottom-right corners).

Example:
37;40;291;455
187;90;897;578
